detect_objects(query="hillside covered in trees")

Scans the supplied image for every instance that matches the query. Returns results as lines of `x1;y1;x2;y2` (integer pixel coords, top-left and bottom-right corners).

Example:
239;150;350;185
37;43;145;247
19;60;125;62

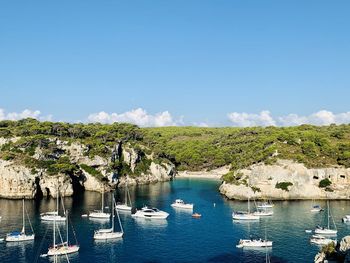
1;119;350;183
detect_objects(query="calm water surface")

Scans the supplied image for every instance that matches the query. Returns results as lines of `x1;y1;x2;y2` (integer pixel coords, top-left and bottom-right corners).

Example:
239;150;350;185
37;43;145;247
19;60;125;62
0;178;350;263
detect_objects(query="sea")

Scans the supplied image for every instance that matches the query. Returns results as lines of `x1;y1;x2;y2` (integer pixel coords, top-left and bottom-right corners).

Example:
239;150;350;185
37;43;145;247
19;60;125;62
0;178;349;263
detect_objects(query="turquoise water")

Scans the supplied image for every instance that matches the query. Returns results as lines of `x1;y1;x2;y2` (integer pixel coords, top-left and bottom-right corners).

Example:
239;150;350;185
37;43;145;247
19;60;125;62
0;178;349;263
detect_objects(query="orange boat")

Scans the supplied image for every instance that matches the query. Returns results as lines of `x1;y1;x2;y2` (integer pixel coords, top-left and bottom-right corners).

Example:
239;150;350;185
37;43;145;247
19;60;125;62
192;213;201;218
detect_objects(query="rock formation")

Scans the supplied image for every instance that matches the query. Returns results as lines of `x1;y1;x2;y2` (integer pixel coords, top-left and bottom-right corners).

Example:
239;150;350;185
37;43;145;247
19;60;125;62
220;159;350;200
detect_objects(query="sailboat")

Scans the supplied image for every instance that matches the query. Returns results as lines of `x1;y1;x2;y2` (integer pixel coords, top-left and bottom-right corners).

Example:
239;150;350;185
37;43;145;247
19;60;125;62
5;199;35;242
42;185;79;257
41;189;66;222
314;200;337;235
115;182;132;212
256;198;274;209
94;197;123;240
232;196;260;220
89;190;111;219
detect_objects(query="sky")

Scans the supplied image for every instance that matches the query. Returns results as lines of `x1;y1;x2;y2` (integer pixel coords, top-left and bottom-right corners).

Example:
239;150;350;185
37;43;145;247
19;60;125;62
0;1;350;127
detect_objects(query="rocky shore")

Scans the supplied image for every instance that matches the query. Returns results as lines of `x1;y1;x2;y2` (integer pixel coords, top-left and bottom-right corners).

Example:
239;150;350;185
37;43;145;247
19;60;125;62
0;138;175;199
220;159;350;200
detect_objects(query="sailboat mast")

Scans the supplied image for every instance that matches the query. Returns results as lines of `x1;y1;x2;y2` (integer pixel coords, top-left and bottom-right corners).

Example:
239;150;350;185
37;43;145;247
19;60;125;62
66;210;69;245
112;197;114;231
101;191;104;213
22;198;25;234
124;183;127;206
248;197;250;213
327;200;330;229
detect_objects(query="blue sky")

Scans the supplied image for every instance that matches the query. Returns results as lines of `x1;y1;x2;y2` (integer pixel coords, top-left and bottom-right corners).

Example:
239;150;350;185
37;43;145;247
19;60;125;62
0;1;349;126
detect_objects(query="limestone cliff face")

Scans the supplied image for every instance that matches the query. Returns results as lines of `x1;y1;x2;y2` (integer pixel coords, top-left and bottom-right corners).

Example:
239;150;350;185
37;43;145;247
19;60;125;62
0;159;73;199
220;159;350;200
0;138;176;199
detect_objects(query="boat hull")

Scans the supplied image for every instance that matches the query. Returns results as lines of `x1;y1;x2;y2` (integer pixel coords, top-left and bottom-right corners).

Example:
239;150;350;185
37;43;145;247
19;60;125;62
232;212;259;220
171;204;193;209
314;228;337;235
89;212;111;219
5;234;35;242
115;204;132;211
236;239;273;248
47;245;80;256
94;231;123;240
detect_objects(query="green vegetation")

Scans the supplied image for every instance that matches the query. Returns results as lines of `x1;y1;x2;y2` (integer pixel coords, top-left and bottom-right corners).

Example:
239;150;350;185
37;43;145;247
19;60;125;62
1;119;350;183
80;164;104;180
275;181;293;191
319;178;332;188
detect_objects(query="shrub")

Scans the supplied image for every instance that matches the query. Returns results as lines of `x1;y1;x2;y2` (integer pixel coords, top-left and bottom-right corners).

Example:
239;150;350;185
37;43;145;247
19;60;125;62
80;164;104;180
275;181;293;191
319;178;332;188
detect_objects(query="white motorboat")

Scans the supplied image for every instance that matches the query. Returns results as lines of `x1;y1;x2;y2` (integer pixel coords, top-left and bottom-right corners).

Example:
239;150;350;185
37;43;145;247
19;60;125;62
115;182;132;212
236;238;273;248
6;199;35;242
311;205;323;213
171;199;194;210
41;211;66;222
41;184;80;258
132;206;169;219
253;210;273;216
314;201;337;235
342;215;350;222
89;191;111;219
94;197;123;240
310;234;337;246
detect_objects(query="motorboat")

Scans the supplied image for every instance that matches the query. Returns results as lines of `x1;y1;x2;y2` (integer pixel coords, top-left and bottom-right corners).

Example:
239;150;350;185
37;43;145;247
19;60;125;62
314;201;337;235
6;199;35;242
94;197;124;240
311;205;323;212
41;211;66;222
192;213;201;218
132;206;169;219
171;199;194;210
89;191;111;219
310;234;337;246
342;215;350;222
236;238;273;248
115;182;132;212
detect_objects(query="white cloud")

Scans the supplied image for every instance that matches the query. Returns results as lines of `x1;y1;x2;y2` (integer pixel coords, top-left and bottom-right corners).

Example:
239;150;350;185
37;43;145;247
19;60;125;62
228;110;350;127
0;108;51;121
87;108;181;127
227;110;276;127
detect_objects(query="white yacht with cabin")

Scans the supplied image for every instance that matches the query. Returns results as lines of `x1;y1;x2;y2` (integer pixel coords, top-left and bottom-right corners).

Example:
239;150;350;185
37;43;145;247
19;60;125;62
171;199;194;210
132;206;169;219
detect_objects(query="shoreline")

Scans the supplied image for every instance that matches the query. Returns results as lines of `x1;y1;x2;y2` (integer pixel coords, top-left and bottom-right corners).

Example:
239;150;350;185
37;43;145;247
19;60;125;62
176;167;229;180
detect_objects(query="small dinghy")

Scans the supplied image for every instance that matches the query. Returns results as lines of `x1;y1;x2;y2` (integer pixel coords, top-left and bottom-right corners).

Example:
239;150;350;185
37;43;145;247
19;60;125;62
192;213;201;218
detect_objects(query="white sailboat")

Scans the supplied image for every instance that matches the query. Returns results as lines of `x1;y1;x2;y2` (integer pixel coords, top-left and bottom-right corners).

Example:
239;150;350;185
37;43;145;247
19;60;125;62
41;189;66;222
115;182;132;212
94;197;123;240
89;191;111;219
41;184;80;257
232;196;260;220
5;199;35;242
256;199;274;209
314;200;337;235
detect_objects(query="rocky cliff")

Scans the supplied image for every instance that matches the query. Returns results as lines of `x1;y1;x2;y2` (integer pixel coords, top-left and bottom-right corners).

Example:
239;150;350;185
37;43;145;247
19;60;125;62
0;137;175;199
220;159;350;200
